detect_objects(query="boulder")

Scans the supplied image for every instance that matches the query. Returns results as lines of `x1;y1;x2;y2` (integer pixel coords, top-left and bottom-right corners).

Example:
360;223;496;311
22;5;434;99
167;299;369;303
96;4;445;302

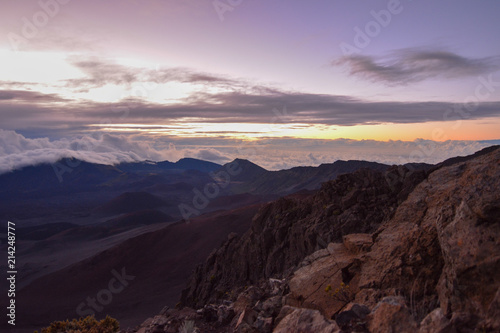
367;296;418;333
288;242;357;317
253;315;273;333
273;306;340;333
418;308;451;333
342;233;373;254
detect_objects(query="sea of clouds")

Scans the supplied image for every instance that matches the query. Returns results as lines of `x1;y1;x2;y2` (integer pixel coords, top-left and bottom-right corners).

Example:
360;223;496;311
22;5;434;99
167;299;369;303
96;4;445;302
0;129;496;174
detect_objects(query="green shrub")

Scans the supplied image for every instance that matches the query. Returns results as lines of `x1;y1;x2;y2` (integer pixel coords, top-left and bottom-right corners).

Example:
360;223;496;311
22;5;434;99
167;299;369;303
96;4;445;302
38;315;119;333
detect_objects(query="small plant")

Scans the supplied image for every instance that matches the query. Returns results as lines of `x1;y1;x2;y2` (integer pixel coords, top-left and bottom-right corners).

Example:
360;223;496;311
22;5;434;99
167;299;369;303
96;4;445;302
38;315;119;333
326;282;353;304
178;319;198;333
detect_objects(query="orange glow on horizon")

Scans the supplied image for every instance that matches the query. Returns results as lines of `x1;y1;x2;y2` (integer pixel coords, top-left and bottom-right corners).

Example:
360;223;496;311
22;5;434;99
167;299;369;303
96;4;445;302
89;117;500;142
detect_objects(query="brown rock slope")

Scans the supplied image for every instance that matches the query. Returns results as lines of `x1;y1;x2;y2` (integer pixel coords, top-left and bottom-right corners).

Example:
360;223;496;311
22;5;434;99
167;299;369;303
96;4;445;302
157;146;500;332
181;165;427;308
284;146;500;331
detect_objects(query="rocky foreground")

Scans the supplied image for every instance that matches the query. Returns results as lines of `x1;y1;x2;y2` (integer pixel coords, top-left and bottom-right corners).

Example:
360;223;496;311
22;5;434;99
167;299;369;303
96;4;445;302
125;146;500;333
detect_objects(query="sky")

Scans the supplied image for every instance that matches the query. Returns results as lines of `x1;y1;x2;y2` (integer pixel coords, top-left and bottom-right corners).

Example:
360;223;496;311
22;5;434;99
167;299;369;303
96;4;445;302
1;0;500;171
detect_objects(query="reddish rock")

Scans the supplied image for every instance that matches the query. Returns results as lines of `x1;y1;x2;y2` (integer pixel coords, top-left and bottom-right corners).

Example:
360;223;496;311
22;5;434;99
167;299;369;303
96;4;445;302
288;241;357;318
418;308;451;333
367;296;418;333
342;233;373;254
273;306;340;333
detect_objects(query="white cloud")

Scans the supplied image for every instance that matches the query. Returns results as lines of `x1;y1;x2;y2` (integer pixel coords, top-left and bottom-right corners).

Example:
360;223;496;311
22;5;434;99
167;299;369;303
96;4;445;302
0;130;181;174
0;130;495;174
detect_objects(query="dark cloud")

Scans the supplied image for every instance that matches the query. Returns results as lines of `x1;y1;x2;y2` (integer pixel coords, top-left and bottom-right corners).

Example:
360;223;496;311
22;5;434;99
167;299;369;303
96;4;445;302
2;54;500;133
87;91;500;126
2;89;500;131
0;90;67;102
65;57;140;90
64;57;243;91
335;49;499;85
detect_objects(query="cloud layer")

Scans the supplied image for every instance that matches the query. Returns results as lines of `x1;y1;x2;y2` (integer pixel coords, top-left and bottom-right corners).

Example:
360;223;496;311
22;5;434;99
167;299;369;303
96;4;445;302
0;129;177;174
0;129;495;174
336;49;499;85
2;87;500;132
1;52;500;136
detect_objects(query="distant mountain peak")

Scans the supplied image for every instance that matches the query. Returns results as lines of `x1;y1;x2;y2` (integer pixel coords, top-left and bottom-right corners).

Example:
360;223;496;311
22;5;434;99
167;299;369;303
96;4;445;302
228;158;268;171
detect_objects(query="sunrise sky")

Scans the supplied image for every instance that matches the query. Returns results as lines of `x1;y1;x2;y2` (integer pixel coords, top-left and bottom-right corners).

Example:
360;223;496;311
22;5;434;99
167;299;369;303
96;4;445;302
1;0;500;170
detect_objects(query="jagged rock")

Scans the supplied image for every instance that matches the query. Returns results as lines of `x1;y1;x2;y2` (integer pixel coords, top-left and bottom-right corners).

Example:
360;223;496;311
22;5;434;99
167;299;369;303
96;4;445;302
335;310;359;330
273;305;295;327
200;304;218;322
234;286;264;314
288;241;358;318
217;304;235;326
159;306;170;316
418;308;451;333
342;233;373;254
436;197;500;320
235;322;259;333
298;248;330;267
235;308;258;330
140;317;154;327
449;312;479;332
348;303;370;319
181;166;426;308
150;147;500;332
273;306;341;333
367;296;418;333
335;303;371;331
267;278;285;296
260;295;282;317
352;148;500;329
484;288;500;331
253;315;273;333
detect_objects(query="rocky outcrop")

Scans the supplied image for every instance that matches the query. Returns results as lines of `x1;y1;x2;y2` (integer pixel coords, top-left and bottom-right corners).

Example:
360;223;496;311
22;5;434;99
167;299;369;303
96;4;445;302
273;306;340;333
181;166;427;308
367;296;418;333
128;146;500;333
283;146;500;331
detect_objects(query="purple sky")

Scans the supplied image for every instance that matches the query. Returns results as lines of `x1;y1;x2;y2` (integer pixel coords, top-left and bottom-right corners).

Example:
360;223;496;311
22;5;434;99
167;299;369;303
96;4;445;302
1;0;500;170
